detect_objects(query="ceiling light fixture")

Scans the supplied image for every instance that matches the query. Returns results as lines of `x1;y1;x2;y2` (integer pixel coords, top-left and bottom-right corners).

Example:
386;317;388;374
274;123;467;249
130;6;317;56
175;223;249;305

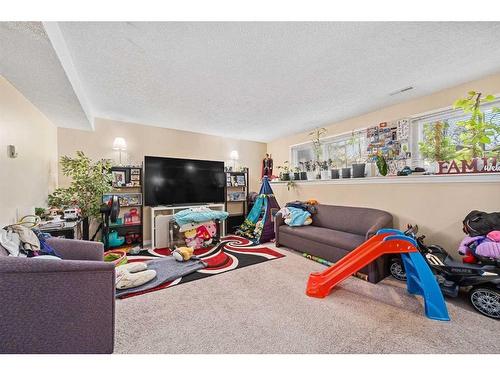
389;86;414;96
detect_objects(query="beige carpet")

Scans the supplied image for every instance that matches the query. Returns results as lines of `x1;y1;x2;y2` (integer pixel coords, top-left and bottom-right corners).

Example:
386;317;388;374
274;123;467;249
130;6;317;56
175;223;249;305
115;245;500;354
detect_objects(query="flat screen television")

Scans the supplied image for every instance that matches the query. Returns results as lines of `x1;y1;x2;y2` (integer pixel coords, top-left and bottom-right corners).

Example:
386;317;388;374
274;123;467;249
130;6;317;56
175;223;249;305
144;156;226;206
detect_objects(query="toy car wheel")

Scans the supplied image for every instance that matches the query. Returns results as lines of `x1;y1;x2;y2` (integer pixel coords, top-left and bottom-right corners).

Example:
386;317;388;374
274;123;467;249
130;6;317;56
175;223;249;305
468;286;500;319
389;258;407;281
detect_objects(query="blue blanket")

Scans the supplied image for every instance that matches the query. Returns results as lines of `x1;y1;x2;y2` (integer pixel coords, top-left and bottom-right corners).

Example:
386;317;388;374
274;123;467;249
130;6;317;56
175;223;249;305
286;207;311;227
174;208;229;227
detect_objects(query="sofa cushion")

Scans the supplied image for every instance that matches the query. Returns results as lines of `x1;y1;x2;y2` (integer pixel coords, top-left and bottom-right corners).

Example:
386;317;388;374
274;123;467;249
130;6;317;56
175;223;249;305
0;245;8;257
312;204;391;236
279;225;365;251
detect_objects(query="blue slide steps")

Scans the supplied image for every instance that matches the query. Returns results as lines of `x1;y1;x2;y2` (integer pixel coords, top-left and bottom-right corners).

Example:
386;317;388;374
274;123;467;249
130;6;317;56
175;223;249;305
376;229;450;321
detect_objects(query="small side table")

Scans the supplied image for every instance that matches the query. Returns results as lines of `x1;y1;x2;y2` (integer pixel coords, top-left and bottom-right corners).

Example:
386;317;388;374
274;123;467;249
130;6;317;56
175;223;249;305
39;220;82;240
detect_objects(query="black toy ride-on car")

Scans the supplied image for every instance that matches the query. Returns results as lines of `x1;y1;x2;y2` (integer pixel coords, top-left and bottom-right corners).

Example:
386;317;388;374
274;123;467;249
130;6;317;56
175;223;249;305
388;225;500;319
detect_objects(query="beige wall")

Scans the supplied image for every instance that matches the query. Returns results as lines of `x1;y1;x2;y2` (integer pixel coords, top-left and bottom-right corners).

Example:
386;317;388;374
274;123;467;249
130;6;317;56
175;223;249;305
267;72;500;253
0;76;58;226
57;118;267;240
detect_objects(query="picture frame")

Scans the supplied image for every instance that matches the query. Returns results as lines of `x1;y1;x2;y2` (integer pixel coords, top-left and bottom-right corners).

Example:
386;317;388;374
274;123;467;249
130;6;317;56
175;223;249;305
112;170;127;187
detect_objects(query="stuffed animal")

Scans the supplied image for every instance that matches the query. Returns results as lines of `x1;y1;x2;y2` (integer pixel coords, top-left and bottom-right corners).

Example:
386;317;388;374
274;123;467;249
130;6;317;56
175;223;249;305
172;246;194;262
115;262;156;290
204;222;217;237
184;228;204;249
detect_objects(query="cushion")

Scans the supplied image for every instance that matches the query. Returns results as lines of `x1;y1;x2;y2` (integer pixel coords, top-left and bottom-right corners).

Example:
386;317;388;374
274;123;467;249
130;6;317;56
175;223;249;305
0;244;8;257
279;225;365;251
312;204;391;236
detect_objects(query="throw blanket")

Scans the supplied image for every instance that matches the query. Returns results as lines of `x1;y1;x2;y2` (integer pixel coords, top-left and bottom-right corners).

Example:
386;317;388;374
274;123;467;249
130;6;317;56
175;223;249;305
279;207;312;227
115;257;207;298
174;207;228;227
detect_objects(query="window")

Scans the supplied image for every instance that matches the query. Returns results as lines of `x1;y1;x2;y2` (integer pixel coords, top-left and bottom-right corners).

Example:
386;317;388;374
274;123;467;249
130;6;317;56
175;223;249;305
412;100;500;166
290;99;500;173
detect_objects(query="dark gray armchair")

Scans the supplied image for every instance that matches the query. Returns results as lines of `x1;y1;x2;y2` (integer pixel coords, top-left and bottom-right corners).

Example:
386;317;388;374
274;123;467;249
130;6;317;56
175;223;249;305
0;237;115;354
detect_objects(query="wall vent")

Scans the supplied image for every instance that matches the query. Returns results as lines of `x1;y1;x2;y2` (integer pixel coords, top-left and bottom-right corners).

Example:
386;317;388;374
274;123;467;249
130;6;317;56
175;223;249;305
389;86;414;96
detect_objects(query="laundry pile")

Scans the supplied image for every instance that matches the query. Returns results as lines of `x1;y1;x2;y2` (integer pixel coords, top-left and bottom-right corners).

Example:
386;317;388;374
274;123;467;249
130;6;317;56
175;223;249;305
460;210;500;260
173;207;228;249
459;231;500;260
278;200;319;227
0;225;58;258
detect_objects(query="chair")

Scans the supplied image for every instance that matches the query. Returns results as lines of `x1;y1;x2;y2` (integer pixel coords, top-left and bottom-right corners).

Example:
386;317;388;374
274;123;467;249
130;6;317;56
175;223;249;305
0;237;115;353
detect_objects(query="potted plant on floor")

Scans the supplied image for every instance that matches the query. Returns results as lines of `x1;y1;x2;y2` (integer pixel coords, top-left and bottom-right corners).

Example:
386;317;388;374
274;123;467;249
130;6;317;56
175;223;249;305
278;161;291;181
349;131;367;178
418;120;456;173
48;151;113;240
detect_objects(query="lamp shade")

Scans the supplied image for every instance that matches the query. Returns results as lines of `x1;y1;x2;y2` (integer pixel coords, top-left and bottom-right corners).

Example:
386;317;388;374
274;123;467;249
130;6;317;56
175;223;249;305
112;137;127;150
230;150;239;160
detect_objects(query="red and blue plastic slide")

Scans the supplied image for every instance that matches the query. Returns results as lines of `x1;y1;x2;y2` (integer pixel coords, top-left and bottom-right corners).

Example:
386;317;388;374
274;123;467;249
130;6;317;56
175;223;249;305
306;229;450;321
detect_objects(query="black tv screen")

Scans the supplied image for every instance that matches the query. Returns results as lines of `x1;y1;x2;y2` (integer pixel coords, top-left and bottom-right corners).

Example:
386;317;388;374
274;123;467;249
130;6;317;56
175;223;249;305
144;156;226;206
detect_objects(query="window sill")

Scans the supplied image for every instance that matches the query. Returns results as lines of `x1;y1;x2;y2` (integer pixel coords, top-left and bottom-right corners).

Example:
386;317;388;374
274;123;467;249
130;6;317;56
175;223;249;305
270;173;500;185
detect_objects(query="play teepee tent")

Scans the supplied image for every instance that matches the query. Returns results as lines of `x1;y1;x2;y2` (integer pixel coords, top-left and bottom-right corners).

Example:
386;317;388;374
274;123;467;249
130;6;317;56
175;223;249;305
236;176;280;244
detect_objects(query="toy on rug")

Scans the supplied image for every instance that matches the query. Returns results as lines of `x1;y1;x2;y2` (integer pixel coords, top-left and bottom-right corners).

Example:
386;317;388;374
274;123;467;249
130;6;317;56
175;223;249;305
104;250;128;266
172;246;195;262
115;262;156;290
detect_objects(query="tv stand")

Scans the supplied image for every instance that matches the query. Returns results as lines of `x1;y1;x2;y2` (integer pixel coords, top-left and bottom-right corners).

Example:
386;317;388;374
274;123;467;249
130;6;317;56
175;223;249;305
150;203;226;250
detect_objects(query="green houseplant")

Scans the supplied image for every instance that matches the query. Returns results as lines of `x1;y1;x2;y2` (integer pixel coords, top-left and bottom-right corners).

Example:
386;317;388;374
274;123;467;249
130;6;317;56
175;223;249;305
453;91;500;161
48;151;113;240
277;161;291;181
418;120;456;172
349;131;366;178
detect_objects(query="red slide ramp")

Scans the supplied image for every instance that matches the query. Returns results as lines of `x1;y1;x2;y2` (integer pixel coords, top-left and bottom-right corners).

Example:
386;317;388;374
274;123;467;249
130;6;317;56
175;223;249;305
306;231;416;298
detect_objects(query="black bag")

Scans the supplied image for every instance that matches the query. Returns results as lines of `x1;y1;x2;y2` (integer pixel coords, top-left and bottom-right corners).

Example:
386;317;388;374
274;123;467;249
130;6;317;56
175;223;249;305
463;210;500;236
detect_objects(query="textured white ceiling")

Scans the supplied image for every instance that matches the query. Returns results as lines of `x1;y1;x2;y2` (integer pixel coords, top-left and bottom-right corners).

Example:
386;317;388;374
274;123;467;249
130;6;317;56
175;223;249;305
3;22;500;141
0;22;90;130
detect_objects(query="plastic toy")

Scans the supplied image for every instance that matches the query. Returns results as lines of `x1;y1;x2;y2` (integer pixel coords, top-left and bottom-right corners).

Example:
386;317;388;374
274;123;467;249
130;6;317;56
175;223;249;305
306;229;450;321
108;230;125;247
103;250;127;266
388;225;500;320
172;246;195;262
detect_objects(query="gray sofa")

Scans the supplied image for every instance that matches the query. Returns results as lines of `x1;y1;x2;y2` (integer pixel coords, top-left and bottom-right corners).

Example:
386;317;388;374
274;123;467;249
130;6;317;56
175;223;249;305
275;204;393;283
0;237;115;354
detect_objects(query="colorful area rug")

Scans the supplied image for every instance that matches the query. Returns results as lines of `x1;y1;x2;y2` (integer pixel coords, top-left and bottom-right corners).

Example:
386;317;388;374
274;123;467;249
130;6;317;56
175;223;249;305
119;235;284;299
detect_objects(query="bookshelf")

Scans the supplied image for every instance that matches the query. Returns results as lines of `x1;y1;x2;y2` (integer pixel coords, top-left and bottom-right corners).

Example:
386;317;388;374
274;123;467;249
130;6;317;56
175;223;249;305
102;165;144;249
225;170;249;234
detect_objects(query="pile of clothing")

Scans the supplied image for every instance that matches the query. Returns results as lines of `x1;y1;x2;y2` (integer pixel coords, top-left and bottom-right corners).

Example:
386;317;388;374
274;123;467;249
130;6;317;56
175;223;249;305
278;200;319;227
173;207;228;249
460;210;500;260
459;231;500;260
0;225;58;258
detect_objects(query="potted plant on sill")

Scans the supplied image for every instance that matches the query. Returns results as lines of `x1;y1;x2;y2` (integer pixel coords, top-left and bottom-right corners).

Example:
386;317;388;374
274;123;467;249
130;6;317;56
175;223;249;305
418;120;456;173
375;153;388;176
349;131;367;178
304;160;316;180
48;151;113;241
317;160;330;180
278;161;291;181
298;162;308;180
309;127;327;180
453;91;500;165
329;158;340;179
292;167;301;181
